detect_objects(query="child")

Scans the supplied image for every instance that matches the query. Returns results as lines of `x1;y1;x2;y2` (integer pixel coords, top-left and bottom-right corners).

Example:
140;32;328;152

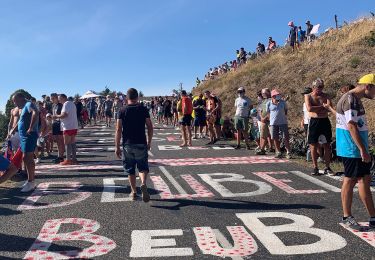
221;116;234;139
249;108;260;149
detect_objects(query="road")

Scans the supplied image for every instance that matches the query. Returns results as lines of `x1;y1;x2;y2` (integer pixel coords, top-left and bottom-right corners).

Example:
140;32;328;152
0;121;374;259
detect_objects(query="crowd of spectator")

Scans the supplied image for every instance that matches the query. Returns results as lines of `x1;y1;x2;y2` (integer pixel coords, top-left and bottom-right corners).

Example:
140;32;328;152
197;20;316;85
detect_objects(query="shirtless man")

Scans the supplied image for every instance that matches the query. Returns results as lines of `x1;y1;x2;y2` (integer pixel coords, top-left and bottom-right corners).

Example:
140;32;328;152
305;78;334;175
7;107;21;152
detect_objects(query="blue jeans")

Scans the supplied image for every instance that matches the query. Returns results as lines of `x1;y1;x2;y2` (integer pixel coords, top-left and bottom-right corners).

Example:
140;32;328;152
122;144;149;175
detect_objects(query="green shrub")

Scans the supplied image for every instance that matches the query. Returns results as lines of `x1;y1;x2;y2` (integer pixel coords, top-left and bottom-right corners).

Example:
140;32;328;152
349;56;361;68
365;30;375;47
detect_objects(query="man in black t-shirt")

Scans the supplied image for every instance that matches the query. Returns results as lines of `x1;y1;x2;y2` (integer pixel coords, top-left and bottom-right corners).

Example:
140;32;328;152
193;94;206;139
115;88;153;202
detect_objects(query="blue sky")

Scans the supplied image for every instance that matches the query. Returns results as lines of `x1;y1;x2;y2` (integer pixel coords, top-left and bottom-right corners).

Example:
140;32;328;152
0;0;373;111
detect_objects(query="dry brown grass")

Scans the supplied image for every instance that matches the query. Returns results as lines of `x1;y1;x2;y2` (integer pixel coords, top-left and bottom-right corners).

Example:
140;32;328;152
194;18;375;130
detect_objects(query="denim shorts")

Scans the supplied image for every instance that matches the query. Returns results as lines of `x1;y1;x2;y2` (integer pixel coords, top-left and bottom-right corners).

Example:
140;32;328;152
122;144;149;175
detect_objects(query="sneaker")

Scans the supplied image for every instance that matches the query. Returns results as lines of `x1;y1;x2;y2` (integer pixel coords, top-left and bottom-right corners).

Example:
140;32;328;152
324;167;335;176
256;149;266;155
312;168;320;176
192;136;198;139
129;192;138;201
21;181;36;193
212;138;218;144
234;145;241;150
342;216;365;231
53;157;63;164
71;159;79;165
60;160;72;166
141;184;150;203
268;148;275;153
206;141;213;145
286;153;292;159
317;157;324;163
274;152;283;159
21;180;29;188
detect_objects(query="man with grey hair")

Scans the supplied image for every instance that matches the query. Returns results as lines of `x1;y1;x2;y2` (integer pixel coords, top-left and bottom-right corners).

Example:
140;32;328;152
256;88;274;155
305;78;334;176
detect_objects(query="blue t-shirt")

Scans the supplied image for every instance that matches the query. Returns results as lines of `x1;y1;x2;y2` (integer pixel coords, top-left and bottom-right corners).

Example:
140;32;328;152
18;101;39;136
266;100;288;126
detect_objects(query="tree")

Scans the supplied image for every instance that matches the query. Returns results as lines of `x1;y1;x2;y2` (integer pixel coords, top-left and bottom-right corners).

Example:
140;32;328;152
5;89;33;118
100;86;111;97
2;89;33;142
0;112;8;142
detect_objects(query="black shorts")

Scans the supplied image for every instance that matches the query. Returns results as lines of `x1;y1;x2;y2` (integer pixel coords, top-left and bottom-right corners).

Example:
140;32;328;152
342;157;372;178
105;110;113;117
307;118;332;144
194;116;206;127
52;121;63;136
181;115;192;126
164;111;172;118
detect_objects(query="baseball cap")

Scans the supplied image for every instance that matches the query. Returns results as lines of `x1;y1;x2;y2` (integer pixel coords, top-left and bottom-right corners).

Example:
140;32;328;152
237;87;245;92
358;74;375;85
312;78;324;88
288;21;294;26
301;87;312;95
271;89;280;97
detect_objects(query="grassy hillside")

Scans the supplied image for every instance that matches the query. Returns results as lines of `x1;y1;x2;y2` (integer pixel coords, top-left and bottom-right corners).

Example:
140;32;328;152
194;18;375;131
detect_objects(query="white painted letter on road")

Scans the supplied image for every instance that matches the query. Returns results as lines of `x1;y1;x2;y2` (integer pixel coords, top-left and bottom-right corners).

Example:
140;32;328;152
199;173;272;197
130;229;193;257
18;182;91;211
236;212;347;255
24;218;116;259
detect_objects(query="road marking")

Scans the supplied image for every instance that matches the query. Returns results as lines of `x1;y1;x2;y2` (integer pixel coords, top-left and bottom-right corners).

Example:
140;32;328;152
25;218;116;259
158;166;187;195
36;164;123;174
236;212;347;255
340;223;375;248
290;171;341;193
253;171;326;194
101;178;132;202
150;175;214;199
18;182;91;210
213;229;244;260
194;227;256;258
199;173;272;197
148;151;154;157
150;156;288;166
130;229;193;257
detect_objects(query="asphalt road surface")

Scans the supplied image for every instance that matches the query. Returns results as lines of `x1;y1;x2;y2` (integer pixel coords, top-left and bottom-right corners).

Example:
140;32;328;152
1;121;375;260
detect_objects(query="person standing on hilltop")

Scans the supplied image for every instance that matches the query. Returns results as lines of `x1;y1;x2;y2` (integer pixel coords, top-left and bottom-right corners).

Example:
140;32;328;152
305;78;335;176
288;21;298;52
336;74;375;231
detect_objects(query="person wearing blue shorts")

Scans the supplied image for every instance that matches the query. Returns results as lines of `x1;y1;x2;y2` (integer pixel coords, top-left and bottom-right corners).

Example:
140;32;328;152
0;156;18;184
115;88;153;202
13;92;39;192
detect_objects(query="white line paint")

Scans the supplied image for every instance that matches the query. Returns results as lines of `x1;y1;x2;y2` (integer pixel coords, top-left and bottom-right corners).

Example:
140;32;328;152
213;229;244;260
290;171;341;193
323;174;375;192
148;151;154;157
236;212;347;255
101;178;132;202
158;166;188;196
129;229;193;257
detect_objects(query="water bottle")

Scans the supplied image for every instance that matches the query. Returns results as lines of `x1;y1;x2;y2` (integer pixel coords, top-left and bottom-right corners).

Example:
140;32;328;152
306;148;311;162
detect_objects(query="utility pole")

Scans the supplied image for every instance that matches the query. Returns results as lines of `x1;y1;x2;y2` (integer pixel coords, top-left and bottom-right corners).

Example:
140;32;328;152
334;15;338;29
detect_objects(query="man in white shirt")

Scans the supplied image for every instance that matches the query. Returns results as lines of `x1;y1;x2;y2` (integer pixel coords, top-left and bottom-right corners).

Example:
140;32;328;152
53;94;79;165
234;87;252;149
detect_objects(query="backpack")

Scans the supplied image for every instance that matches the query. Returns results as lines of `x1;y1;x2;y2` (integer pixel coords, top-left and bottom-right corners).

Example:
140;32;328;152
182;97;193;115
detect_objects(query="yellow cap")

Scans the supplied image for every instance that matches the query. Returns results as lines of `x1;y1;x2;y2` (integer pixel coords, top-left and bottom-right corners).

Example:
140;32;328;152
358;74;375;85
